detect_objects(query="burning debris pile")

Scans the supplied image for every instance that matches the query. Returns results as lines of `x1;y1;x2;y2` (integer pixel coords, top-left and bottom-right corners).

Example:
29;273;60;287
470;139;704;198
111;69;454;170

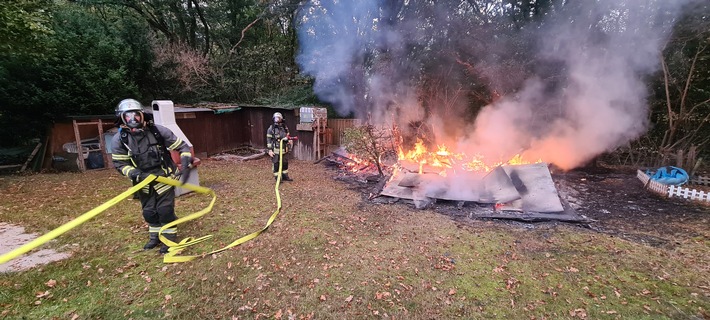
322;149;384;183
323;137;587;223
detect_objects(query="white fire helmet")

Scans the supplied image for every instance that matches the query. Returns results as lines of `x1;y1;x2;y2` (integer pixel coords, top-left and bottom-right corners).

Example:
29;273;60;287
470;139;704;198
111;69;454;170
116;98;145;129
273;112;283;123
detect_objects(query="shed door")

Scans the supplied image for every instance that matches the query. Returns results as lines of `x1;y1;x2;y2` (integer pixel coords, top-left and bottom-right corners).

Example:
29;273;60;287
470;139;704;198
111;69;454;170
249;111;266;147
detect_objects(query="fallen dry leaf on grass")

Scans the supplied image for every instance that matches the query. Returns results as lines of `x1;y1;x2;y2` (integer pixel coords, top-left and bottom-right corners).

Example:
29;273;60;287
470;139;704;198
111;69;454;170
569;308;587;318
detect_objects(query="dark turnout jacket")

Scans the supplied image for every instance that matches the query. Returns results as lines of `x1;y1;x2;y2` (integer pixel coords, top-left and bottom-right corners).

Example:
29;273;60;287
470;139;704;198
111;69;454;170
266;123;291;154
110;124;191;194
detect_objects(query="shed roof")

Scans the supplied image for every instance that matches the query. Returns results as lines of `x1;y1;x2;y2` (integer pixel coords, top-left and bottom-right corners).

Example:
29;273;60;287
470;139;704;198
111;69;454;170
64;102;312;119
64;114;115;120
177;102;308;112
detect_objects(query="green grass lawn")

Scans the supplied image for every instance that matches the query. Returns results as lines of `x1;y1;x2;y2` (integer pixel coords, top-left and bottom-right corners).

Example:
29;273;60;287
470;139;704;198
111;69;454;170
0;159;708;319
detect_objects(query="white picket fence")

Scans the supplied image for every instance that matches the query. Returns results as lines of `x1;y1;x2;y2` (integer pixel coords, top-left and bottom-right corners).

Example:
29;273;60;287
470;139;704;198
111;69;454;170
668;185;710;201
691;176;710;186
637;170;710;204
636;170;670;195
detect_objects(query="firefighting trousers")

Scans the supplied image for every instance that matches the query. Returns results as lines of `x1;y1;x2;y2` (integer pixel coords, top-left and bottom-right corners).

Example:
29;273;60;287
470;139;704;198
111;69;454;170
271;154;289;176
138;184;178;226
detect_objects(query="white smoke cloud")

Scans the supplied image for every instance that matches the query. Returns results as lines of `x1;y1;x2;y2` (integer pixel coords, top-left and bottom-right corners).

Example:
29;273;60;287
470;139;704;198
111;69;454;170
461;0;691;169
296;0;693;170
295;0;381;117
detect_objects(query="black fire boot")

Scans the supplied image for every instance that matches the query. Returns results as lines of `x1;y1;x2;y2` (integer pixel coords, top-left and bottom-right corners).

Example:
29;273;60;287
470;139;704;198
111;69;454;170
143;232;160;250
282;174;293;181
160;233;177;254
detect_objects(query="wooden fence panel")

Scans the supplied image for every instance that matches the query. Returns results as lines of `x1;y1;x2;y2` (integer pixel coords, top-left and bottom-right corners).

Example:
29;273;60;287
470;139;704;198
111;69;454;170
691;176;710;185
327;119;360;146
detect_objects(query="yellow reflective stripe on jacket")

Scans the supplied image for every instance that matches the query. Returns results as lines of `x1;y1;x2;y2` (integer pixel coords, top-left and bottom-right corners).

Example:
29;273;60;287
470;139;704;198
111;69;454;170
168;138;183;150
155;182;173;195
112;154;131;161
148;226;161;233
122;166;136;176
179;152;191;157
267;133;274;149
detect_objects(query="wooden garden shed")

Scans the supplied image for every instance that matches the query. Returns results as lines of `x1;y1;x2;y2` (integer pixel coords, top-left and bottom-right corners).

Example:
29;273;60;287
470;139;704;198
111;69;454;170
45;102;356;171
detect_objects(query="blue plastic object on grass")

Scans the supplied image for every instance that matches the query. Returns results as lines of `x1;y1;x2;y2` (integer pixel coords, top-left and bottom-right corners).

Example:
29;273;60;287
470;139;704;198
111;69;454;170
646;166;689;186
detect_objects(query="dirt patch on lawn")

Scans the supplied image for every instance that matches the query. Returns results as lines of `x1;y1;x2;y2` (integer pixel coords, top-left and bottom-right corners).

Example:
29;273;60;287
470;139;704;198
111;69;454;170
551;167;710;247
0;223;72;273
327;162;710;248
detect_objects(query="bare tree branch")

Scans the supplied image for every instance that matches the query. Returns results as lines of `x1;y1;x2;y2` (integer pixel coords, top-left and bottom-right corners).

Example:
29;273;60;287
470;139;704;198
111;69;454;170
685;97;710;117
679;44;705;117
230;17;262;55
190;0;210;56
219;17;262;70
660;54;674;147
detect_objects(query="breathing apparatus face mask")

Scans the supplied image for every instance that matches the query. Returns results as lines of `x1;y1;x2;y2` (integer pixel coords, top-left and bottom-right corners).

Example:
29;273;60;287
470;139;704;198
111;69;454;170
122;111;144;129
272;112;284;124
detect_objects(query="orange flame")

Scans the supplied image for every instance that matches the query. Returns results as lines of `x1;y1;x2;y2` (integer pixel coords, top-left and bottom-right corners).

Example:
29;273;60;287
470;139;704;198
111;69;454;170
344;154;371;172
343;138;541;174
397;140;541;173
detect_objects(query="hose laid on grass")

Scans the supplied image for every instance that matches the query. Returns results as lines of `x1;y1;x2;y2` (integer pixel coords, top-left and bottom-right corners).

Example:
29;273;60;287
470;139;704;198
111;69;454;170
0;140;288;266
162;138;288;262
0;176;158;265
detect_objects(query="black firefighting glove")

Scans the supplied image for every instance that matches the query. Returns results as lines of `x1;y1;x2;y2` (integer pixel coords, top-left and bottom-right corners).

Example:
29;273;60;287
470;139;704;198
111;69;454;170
129;170;150;183
180;155;193;172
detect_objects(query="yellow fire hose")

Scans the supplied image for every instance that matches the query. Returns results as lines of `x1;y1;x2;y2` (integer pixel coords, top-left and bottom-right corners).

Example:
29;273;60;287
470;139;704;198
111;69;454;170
0;139;289;265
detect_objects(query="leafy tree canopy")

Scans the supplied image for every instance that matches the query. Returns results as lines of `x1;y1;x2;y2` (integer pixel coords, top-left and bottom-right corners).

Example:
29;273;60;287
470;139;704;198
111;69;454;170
0;0;54;57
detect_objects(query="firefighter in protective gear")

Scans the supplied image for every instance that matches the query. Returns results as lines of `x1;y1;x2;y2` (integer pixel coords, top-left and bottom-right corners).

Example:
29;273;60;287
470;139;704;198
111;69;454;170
110;98;193;254
266;112;293;181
